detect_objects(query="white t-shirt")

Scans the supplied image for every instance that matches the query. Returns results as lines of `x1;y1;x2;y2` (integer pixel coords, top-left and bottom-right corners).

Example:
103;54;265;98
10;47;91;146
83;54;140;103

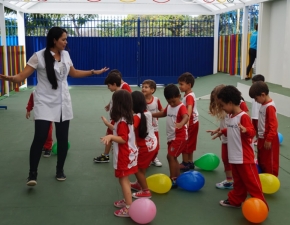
251;99;261;119
27;49;73;122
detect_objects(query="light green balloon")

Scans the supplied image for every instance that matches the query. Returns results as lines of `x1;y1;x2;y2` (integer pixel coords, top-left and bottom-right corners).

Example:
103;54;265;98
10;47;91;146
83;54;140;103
194;153;220;171
51;142;71;155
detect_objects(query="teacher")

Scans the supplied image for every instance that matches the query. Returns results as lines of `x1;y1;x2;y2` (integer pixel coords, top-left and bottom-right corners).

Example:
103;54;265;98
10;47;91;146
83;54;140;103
245;24;258;80
0;27;109;186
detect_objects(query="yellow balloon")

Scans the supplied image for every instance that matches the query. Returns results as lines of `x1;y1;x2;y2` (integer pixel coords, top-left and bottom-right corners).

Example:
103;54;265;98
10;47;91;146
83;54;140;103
259;173;280;194
146;174;172;194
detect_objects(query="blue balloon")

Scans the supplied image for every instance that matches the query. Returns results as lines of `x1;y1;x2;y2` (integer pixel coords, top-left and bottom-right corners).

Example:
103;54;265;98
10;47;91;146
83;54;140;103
256;163;262;174
176;171;205;192
278;133;283;144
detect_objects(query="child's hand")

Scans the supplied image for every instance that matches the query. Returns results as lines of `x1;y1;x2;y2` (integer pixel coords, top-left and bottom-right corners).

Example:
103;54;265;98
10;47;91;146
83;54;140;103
105;104;110;112
26;112;30;119
206;129;219;136
101;135;112;145
212;131;222;140
264;141;272;150
238;123;247;133
175;122;183;129
101;116;109;126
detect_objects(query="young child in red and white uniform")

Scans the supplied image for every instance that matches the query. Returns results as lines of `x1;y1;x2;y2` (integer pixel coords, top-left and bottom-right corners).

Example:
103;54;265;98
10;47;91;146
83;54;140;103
94;72;121;163
130;91;158;198
153;84;188;188
101;90;138;218
26;91;53;158
110;69;132;93
249;81;279;176
141;79;163;167
207;85;233;190
251;75;265;145
178;72;199;171
213;85;267;209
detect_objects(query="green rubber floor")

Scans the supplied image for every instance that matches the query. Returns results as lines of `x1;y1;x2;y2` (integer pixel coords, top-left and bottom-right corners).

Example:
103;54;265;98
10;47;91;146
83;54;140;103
0;73;289;225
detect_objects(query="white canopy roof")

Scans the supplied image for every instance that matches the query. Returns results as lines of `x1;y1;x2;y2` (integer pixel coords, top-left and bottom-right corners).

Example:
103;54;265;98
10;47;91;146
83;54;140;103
1;0;271;15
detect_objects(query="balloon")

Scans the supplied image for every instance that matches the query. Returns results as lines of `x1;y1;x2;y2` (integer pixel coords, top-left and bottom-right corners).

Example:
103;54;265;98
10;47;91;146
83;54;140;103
51;142;71;155
129;199;156;224
194;153;220;171
259;173;280;194
242;198;268;223
278;133;283;144
176;171;205;192
146;174;171;194
256;164;262;174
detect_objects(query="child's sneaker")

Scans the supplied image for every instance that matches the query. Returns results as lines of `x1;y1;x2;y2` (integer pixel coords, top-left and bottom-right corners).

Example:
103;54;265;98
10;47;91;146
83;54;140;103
132;190;152;199
26;171;37;186
219;199;241;208
43;149;51;158
114;199;126;208
254;139;258;146
151;157;162;167
130;181;142;191
114;207;130;217
188;162;195;170
216;180;233;189
171;178;178;189
94;154;109;163
179;162;190;172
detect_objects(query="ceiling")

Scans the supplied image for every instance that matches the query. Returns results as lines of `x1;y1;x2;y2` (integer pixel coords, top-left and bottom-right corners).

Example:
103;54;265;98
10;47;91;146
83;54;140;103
1;0;271;15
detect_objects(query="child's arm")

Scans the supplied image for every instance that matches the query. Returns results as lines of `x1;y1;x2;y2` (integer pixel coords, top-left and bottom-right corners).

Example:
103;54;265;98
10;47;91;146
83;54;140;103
206;127;220;136
264;106;279;150
212;128;226;140
240;101;250;116
238;114;256;137
152;111;166;118
101;116;114;131
157;98;164;112
105;103;110;112
26;93;34;119
175;114;189;129
101;135;126;145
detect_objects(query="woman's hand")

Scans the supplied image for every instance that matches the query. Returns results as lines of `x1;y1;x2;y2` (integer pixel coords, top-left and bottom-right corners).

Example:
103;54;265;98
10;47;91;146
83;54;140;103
95;67;110;75
0;74;14;82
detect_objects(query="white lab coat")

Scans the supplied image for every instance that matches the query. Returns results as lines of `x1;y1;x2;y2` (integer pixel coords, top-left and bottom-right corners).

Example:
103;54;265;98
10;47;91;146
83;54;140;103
27;49;73;122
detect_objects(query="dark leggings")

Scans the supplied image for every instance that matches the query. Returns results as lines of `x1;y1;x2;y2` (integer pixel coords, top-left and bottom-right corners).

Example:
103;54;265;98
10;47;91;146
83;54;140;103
246;48;257;76
30;119;70;173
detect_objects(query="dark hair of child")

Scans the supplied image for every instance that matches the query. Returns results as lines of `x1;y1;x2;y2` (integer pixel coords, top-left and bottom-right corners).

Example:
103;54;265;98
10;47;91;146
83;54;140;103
249;81;269;98
104;72;121;87
164;84;180;100
252;74;265;82
178;72;195;88
131;91;148;139
109;69;122;78
142;79;157;94
217;85;242;106
110;90;133;124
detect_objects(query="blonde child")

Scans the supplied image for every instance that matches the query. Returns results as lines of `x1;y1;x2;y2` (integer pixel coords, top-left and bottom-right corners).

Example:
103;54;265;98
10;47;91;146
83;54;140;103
141;79;163;167
206;85;233;189
101;90;138;217
130;91;158;198
178;72;199;171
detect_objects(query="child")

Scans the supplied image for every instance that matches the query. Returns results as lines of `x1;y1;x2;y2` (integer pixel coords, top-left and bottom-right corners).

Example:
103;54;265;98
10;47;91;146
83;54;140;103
26;92;53;158
207;85;233;189
249;81;279;176
101;90;138;217
178;72;199;171
130;91;158;198
213;85;267;208
94;72;121;163
142;79;163;167
153;84;188;187
251;74;265;145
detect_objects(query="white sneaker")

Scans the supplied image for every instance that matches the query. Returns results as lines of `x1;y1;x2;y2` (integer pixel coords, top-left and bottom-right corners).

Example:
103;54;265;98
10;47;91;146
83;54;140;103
216;180;233;189
151;157;162;167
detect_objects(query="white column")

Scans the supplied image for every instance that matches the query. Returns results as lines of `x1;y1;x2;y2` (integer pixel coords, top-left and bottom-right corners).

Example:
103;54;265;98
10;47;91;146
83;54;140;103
241;6;249;80
213;14;219;74
17;11;27;88
282;0;290;88
0;3;9;96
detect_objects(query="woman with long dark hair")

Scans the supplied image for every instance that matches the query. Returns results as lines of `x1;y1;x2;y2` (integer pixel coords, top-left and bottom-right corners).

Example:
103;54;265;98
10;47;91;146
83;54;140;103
0;27;109;186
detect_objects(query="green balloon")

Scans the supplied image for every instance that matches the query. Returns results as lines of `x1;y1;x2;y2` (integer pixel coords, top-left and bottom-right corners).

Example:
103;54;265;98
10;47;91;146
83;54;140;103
194;153;220;171
51;142;71;155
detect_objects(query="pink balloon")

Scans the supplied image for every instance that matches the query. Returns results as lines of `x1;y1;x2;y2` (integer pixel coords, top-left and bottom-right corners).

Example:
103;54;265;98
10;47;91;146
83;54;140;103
129;199;157;224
